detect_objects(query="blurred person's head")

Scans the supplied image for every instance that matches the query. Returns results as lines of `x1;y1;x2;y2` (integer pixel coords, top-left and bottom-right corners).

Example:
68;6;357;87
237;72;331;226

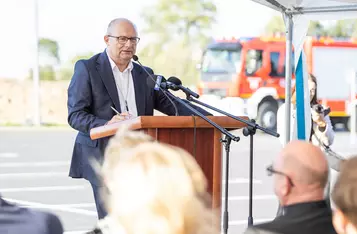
332;156;357;234
104;18;139;70
100;125;153;186
102;139;219;234
291;73;318;106
268;140;328;206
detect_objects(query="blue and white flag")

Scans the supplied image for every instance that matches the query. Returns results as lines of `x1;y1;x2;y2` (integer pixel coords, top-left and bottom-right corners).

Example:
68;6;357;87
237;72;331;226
294;50;311;141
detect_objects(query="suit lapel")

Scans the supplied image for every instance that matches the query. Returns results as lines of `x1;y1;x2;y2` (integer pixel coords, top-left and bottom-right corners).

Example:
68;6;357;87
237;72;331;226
96;51;121;112
132;63;146;116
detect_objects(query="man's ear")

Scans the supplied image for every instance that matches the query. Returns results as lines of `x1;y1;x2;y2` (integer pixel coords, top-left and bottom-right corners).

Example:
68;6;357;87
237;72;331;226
281;176;291;197
333;209;347;233
104;35;109;45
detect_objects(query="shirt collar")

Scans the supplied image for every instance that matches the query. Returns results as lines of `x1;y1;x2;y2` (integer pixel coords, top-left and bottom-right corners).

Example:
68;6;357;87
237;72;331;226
282;200;330;217
106;48;133;73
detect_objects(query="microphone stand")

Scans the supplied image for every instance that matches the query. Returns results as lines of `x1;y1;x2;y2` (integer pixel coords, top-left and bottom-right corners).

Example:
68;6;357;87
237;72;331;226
184;93;279;230
164;90;240;234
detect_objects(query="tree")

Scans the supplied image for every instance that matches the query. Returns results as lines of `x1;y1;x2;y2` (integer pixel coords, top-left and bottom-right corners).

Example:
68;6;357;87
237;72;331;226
325;19;357;37
27;66;56;81
307;21;327;36
264;15;357;38
27;38;61;81
138;0;217;85
58;52;95;80
39;38;60;63
264;15;285;35
264;15;331;37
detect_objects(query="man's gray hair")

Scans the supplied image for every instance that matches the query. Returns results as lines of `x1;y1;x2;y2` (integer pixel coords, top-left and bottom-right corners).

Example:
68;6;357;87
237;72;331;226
106;18;138;35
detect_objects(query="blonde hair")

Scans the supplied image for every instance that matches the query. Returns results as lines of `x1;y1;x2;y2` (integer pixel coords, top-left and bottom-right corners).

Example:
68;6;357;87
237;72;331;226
103;139;219;234
102;126;153;178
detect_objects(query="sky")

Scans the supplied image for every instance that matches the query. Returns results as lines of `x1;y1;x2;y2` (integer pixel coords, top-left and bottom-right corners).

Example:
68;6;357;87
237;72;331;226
0;0;277;79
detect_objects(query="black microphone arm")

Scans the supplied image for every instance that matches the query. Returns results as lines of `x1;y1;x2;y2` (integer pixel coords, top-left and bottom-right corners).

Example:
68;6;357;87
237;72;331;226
187;97;279;137
162;89;240;142
169;76;280;231
132;55;179;116
167;77;279;137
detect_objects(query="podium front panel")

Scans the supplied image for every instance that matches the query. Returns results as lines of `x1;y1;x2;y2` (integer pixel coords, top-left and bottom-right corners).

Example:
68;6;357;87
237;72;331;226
143;127;222;209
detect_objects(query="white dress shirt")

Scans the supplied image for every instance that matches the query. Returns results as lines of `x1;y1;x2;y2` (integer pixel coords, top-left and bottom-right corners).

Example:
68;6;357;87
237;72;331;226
106;50;138;117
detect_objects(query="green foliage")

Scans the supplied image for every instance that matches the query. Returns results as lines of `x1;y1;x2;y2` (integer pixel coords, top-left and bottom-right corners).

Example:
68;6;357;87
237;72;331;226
307;21;327;36
264;15;285;35
40;65;56;80
28;65;56;81
39;38;60;62
264;15;357;38
70;52;95;65
138;0;217;85
58;52;96;80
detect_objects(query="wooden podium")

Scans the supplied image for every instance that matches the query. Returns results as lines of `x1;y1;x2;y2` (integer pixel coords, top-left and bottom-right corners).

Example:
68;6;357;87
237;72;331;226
90;116;248;209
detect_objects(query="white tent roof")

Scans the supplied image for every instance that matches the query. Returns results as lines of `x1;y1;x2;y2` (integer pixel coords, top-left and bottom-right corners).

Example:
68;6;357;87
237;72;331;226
254;0;357;69
251;0;357;20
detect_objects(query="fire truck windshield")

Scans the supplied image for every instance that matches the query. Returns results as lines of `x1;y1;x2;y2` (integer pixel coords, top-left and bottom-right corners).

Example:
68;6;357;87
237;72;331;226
201;49;241;73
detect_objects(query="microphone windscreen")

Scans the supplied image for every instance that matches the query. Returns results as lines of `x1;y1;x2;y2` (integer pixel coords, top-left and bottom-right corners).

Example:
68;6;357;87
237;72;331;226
168;76;182;86
132;55;139;61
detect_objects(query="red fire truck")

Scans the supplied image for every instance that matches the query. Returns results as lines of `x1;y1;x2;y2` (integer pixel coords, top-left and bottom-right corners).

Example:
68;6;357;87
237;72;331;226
197;36;357;131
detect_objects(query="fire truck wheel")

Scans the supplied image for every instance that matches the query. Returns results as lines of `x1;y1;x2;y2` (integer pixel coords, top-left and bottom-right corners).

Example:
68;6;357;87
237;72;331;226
257;102;278;131
346;117;357;132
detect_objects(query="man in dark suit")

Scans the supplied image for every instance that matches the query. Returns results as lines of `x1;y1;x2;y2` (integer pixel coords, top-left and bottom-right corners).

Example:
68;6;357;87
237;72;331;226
0;195;63;234
67;18;211;220
245;140;337;234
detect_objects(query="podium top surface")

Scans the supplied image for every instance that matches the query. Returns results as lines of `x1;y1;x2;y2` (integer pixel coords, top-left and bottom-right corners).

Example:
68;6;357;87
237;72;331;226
90;116;249;140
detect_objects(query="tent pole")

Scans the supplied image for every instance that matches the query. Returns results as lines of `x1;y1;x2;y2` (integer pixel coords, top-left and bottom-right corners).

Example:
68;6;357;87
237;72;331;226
33;0;41;126
284;13;293;146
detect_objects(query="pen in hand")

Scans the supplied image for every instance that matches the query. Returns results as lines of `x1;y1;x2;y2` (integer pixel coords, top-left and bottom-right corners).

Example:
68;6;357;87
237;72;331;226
111;106;120;115
106;106;124;125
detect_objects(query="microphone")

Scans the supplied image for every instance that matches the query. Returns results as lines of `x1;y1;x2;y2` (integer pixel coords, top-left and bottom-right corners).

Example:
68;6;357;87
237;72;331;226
132;55;178;116
167;76;200;99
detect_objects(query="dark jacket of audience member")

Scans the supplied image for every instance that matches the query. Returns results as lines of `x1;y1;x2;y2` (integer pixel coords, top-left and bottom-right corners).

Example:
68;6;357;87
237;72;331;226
0;196;63;234
246;201;336;234
245;140;337;234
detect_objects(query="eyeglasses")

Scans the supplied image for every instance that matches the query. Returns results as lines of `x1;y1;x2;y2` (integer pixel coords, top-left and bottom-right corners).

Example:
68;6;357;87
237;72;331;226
266;164;294;186
108;35;140;44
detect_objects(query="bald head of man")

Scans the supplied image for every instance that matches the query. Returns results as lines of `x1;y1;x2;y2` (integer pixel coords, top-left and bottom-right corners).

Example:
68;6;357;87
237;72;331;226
104;18;140;71
271;140;329;206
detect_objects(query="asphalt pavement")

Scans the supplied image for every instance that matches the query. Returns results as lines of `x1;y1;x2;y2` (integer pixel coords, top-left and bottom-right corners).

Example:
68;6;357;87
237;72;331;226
0;127;356;234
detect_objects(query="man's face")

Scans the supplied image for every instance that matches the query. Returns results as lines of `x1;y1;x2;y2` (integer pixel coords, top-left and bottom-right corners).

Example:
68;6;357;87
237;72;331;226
308;79;316;102
105;21;139;63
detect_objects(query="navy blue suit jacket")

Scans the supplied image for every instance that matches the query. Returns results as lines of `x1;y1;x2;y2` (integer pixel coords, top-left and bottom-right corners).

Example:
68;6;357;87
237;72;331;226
0;196;63;234
67;50;211;185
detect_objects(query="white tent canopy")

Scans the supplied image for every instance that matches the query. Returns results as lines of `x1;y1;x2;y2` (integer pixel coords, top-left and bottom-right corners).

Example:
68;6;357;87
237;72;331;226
250;0;357;144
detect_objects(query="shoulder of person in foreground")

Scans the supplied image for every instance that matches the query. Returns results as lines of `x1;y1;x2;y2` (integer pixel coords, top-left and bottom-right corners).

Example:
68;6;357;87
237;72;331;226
42;211;64;234
0;199;64;234
24;208;64;234
244;226;282;234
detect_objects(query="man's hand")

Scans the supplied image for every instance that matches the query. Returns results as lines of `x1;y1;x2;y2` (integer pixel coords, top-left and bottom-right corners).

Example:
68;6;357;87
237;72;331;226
312;110;326;127
105;113;131;125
